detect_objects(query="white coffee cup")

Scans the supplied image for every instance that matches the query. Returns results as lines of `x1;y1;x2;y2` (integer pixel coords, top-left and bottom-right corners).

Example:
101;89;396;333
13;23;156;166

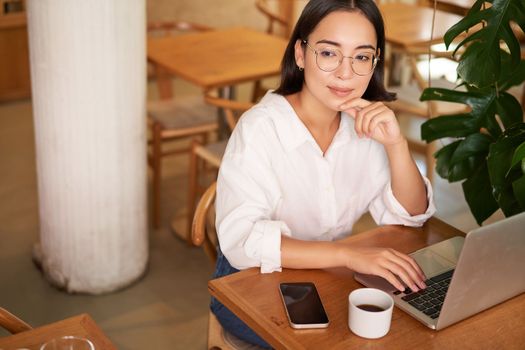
348;288;394;339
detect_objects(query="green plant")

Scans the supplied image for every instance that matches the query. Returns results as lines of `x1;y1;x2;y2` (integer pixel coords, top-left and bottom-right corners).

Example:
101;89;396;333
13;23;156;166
420;0;525;225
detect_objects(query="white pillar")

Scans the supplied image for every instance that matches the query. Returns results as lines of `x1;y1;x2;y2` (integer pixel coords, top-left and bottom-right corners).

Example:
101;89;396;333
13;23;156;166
27;0;148;294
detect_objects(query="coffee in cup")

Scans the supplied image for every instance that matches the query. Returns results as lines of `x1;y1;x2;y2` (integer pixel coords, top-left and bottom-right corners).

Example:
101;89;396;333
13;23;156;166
348;288;394;339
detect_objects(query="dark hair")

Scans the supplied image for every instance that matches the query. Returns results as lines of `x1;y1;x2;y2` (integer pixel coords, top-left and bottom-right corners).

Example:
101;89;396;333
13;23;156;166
274;0;395;101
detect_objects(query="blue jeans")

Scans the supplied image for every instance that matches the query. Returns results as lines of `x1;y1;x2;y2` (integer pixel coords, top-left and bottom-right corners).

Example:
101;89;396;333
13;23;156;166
210;250;272;349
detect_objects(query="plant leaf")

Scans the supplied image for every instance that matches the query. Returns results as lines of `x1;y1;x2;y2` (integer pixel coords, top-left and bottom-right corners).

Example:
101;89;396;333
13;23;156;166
499;57;525;90
420;87;488;107
421;114;478;142
487;124;525;216
495;93;523;129
446;134;491;181
450;155;488;182
511;141;525;168
462;163;499;225
450;134;492;164
443;5;488;49
445;0;524;88
434;141;460;180
512;175;525;210
457;41;500;87
420;88;500;141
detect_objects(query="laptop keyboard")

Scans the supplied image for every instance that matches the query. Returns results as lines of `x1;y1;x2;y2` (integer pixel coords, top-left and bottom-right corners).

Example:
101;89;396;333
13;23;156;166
400;269;455;319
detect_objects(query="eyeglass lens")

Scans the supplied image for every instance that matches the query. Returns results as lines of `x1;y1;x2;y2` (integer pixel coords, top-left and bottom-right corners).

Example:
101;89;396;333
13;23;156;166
310;44;377;75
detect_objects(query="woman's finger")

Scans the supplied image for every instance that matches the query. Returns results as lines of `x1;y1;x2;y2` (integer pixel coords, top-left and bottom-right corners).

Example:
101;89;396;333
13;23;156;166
354;102;384;137
376;268;405;291
360;105;386;136
380;258;420;292
340;97;371;111
385;252;426;289
392;250;427;282
353;107;364;137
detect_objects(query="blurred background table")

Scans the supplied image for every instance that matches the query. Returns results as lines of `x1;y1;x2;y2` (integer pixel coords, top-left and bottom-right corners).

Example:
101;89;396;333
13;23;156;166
147;27;287;99
429;0;474;15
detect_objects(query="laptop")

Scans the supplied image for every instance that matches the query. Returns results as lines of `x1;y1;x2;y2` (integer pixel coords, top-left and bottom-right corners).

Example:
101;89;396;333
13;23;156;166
354;211;525;330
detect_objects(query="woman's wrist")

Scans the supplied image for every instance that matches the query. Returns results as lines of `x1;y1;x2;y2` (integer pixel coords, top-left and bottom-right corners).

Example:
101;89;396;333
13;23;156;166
384;137;408;153
335;242;353;269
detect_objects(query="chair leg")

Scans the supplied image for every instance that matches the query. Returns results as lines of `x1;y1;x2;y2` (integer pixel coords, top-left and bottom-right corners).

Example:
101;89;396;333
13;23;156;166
152;123;163;229
187;139;201;243
252;80;263;102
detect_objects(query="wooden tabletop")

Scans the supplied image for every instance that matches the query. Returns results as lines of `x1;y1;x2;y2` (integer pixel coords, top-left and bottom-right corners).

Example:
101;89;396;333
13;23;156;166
432;0;475;15
208;217;525;350
0;314;116;350
379;3;464;47
147;27;287;90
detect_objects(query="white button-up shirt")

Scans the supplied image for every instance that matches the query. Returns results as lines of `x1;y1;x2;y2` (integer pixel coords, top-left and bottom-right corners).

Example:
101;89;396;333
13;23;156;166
216;92;435;273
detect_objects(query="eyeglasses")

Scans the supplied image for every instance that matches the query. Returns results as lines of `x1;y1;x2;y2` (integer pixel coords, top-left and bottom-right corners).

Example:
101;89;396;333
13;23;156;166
302;40;379;76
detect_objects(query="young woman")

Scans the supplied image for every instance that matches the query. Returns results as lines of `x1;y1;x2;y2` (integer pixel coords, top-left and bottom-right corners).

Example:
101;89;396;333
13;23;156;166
212;0;435;347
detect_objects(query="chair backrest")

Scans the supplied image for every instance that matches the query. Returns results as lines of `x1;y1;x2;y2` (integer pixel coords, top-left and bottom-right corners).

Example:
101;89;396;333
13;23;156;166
255;0;291;37
147;21;212;37
204;93;254;132
0;307;32;335
191;181;218;265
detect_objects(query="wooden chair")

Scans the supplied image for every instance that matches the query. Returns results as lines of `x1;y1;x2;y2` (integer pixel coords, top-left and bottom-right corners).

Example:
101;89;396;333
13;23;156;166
0;307;32;335
252;0;295;101
191;182;266;350
146;21;219;229
255;0;290;38
186;93;254;240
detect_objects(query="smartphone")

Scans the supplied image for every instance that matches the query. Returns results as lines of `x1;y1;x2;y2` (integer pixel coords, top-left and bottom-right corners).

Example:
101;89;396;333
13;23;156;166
279;282;329;329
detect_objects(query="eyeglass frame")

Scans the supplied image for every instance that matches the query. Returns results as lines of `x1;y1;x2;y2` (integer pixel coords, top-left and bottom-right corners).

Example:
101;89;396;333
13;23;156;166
302;40;380;76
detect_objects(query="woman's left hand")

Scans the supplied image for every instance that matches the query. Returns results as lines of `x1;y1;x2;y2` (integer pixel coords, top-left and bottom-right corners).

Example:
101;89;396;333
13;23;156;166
340;98;404;146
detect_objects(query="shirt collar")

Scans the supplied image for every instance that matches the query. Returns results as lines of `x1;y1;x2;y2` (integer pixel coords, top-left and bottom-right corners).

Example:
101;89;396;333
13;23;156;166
260;92;354;153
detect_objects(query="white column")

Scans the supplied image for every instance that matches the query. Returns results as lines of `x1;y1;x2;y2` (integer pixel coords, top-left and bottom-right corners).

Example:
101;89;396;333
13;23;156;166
27;0;148;294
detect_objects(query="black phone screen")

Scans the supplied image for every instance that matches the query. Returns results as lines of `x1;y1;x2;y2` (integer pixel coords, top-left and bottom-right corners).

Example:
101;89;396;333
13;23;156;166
279;282;329;327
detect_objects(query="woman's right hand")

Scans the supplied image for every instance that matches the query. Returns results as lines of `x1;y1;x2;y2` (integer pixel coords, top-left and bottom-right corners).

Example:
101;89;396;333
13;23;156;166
340;245;427;292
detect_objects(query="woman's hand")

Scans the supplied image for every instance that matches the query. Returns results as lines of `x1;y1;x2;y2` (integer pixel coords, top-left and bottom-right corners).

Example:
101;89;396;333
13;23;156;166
340;98;404;146
341;245;427;292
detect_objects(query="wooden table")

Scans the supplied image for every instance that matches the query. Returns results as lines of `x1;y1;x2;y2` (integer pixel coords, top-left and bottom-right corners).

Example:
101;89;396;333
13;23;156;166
147;27;287;99
379;3;464;48
433;0;474;15
208;218;525;349
0;314;116;350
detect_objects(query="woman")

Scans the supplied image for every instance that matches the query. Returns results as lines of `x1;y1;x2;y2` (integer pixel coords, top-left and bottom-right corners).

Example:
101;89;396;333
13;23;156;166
212;0;436;347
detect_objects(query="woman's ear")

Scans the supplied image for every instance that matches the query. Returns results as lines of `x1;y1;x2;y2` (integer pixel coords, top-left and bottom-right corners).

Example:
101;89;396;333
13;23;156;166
294;39;305;70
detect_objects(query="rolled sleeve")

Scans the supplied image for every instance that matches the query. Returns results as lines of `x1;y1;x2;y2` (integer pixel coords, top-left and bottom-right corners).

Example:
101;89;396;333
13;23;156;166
372;176;436;226
216;112;290;273
244;220;292;273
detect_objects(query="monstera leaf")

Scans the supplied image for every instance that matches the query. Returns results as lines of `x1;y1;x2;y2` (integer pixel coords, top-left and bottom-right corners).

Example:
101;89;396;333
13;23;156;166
443;0;525;88
420;87;522;142
511;141;525;209
419;0;525;225
487;124;525;217
420;87;523;223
